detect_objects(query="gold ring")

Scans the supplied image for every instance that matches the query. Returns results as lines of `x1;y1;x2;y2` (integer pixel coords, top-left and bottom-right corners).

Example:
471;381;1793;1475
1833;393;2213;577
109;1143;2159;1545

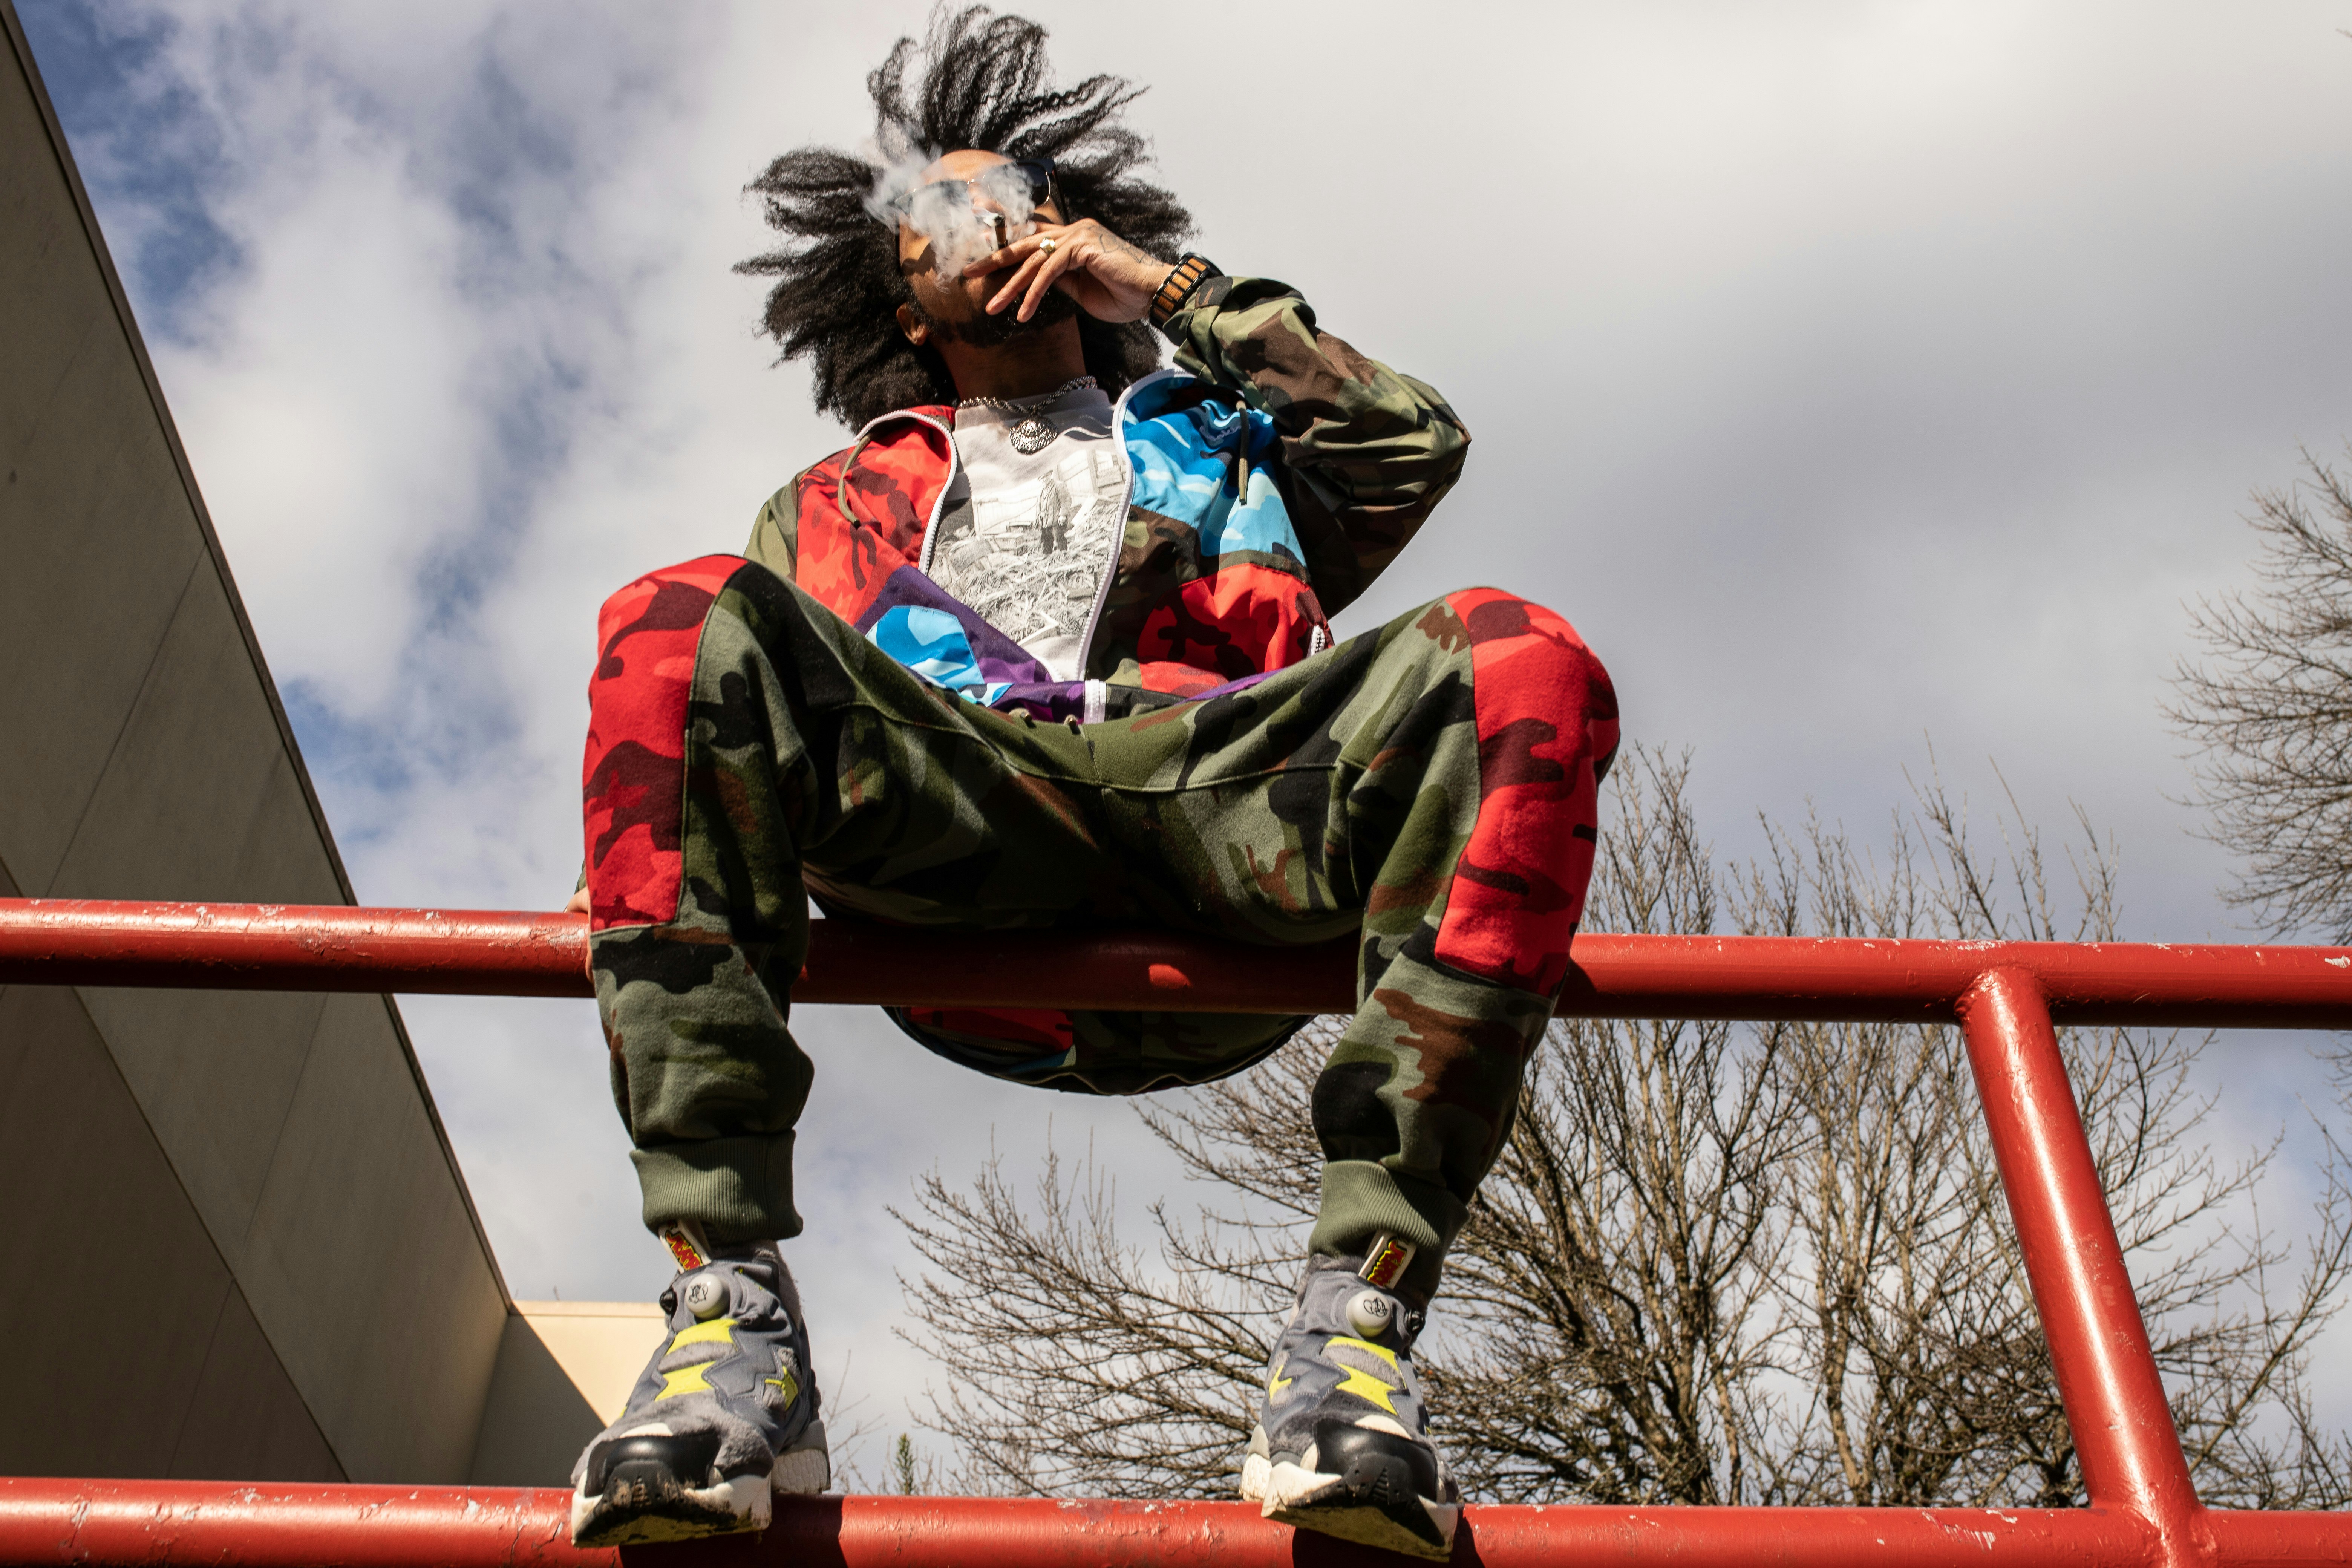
1039;237;1057;253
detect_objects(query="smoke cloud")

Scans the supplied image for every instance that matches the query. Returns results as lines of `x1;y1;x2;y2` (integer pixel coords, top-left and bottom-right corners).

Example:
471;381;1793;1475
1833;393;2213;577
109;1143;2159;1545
867;153;1039;283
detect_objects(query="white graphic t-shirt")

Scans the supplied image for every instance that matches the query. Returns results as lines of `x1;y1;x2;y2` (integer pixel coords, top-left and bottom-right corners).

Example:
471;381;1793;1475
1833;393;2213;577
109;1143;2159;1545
929;386;1127;683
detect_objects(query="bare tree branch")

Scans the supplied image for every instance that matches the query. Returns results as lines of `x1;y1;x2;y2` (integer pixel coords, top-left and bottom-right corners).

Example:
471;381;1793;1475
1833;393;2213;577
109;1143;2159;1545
2170;452;2352;942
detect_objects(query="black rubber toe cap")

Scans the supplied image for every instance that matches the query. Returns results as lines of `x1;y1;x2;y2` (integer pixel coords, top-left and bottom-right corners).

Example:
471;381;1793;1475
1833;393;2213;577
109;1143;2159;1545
1314;1419;1441;1505
585;1430;721;1496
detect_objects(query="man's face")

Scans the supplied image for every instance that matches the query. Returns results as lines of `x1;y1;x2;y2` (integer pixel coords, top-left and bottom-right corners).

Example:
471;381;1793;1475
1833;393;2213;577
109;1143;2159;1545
896;148;1071;340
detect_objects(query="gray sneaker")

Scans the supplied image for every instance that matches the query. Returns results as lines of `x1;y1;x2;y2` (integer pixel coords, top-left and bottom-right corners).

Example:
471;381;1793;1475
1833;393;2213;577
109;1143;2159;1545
567;1225;829;1547
1239;1238;1460;1560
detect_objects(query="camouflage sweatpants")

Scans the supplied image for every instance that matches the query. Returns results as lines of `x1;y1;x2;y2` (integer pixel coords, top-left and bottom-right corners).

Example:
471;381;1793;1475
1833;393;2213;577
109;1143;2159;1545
582;557;1618;1301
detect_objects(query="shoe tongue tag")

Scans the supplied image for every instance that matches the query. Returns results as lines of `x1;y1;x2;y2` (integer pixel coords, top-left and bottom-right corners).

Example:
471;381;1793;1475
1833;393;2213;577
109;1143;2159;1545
1357;1234;1415;1291
658;1222;710;1273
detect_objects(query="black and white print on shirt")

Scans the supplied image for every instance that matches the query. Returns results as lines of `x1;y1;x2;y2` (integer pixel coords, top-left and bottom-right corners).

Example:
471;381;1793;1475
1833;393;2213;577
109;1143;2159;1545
931;389;1127;681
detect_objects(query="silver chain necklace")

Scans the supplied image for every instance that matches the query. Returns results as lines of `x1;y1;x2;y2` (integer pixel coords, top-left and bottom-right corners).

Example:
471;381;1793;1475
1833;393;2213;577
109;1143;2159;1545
958;375;1099;455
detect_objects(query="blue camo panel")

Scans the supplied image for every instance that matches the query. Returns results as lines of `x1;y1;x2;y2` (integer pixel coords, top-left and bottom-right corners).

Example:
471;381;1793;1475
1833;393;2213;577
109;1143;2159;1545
1124;382;1305;566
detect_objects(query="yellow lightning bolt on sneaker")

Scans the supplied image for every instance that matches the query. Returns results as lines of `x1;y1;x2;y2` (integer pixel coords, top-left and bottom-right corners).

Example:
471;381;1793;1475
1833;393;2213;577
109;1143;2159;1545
1323;1337;1401;1414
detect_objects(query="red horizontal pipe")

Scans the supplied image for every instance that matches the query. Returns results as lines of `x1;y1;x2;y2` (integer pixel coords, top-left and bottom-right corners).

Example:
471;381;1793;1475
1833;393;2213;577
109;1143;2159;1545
2205;1511;2352;1568
0;1478;2231;1568
0;901;592;997
6;899;2352;1025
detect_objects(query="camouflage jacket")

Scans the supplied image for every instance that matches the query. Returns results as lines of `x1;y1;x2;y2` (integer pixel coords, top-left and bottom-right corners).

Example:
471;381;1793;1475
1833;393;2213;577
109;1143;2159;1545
741;278;1470;716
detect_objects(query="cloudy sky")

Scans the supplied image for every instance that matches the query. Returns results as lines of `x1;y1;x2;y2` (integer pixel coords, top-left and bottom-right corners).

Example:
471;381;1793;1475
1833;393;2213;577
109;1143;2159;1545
19;0;2352;1473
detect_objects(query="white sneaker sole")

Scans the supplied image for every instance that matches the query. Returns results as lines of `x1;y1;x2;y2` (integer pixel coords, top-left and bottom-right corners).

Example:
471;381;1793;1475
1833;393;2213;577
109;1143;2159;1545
568;1421;830;1547
1241;1452;1459;1562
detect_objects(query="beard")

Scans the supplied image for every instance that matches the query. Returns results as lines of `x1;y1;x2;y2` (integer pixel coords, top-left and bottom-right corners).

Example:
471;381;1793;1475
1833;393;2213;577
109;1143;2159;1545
908;283;1080;348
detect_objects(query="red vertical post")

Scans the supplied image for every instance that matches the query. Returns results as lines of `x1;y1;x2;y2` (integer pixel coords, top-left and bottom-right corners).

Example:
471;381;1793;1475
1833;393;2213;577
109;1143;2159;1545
1958;968;2209;1566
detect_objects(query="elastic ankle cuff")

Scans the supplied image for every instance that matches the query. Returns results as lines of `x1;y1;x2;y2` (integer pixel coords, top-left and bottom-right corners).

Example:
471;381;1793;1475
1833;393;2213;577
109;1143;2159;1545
632;1135;800;1246
1309;1161;1467;1304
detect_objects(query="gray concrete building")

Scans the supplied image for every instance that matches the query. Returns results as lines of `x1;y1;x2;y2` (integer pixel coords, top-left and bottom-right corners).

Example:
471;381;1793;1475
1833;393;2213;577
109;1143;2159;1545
0;0;649;1486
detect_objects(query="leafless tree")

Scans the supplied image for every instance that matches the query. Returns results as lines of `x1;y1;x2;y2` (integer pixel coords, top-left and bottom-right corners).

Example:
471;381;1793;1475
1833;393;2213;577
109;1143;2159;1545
1423;752;1798;1505
893;1135;1277;1496
894;747;2352;1505
2171;453;2352;942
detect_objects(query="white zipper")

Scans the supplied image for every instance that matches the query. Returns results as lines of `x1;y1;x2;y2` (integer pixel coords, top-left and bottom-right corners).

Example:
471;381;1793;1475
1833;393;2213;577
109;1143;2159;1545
917;417;957;571
838;408;960;572
1075;368;1176;670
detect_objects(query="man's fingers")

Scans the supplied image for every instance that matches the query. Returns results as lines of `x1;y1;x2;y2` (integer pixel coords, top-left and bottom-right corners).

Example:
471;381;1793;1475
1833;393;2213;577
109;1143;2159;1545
985;248;1052;313
975;221;1073;289
983;257;1040;312
972;221;1129;318
972;228;1048;274
1017;238;1087;320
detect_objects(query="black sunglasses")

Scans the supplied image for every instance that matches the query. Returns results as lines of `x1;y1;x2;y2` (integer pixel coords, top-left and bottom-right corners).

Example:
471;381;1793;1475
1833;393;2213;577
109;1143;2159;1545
882;158;1058;223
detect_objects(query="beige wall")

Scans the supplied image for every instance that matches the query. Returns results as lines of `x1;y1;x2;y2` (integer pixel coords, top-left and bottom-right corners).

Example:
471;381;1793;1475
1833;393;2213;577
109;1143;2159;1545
472;1302;667;1485
0;0;513;1484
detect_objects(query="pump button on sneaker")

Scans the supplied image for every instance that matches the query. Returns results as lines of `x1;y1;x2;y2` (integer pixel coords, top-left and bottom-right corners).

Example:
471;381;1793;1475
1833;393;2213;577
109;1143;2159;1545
1346;1291;1395;1338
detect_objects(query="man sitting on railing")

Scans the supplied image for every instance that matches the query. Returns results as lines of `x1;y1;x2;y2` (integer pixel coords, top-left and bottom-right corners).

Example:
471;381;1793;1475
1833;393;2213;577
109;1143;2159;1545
564;8;1618;1557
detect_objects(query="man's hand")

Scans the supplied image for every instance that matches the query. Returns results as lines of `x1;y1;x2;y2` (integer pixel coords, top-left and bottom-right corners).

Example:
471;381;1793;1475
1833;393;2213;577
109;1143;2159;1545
977;219;1177;325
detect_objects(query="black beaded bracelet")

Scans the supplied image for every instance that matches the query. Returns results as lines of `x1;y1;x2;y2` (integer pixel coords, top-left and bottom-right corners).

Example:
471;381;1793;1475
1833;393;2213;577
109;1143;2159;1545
1148;253;1223;330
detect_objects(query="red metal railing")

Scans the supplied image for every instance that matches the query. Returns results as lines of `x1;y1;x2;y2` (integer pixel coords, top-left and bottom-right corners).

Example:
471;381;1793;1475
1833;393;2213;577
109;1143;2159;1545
9;896;2352;1024
3;896;2351;1568
8;1478;2348;1568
